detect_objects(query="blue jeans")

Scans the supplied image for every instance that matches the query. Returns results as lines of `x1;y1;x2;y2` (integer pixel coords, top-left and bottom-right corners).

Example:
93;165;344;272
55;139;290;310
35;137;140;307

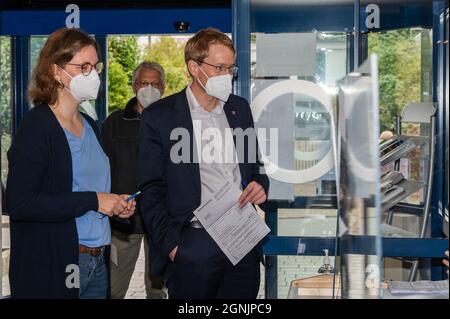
79;252;108;299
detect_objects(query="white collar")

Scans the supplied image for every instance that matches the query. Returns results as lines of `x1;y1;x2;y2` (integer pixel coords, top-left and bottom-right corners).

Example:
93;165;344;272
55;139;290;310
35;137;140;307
186;83;224;115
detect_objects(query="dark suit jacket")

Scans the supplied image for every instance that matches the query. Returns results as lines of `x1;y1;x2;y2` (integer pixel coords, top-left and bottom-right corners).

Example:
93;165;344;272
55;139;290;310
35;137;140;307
101;97;146;234
137;89;269;276
5;104;102;299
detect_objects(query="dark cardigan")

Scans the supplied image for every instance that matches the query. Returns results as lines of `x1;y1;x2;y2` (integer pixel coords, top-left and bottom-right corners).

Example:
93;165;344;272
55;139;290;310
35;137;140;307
6;104;104;299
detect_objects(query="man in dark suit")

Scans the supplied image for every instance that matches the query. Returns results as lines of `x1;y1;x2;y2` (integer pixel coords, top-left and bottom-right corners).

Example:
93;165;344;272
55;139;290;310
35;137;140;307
137;28;269;299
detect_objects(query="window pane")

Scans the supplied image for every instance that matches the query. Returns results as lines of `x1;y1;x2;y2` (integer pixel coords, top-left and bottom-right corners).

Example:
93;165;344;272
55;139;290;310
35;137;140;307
30;36;48;79
107;35;192;115
250;0;353;298
368;28;432;132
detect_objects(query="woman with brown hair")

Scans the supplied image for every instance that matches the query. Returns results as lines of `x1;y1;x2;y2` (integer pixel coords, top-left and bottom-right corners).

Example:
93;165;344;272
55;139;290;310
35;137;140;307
6;28;135;299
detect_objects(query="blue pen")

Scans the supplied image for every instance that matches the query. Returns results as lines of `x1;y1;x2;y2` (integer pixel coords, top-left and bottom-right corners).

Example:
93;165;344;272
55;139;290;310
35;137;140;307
125;190;141;202
98;191;141;220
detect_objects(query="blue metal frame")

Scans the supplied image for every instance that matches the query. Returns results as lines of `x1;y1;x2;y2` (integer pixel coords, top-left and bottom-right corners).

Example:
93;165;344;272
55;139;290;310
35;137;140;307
0;8;231;36
346;33;355;74
354;0;360;70
232;0;250;101
263;236;448;258
94;35;108;124
11;36;30;133
250;2;433;34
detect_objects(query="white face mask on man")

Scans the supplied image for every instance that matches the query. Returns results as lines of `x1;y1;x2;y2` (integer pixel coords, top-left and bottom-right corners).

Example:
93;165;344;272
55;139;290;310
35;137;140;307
196;64;233;102
137;85;161;108
59;66;101;101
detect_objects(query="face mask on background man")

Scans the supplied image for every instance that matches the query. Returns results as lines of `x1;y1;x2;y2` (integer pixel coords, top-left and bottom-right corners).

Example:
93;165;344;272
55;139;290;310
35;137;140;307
137;85;161;108
197;64;233;102
59;67;101;101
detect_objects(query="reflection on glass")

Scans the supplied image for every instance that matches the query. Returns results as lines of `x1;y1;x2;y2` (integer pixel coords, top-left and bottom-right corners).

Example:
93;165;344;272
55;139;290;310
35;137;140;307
337;54;382;299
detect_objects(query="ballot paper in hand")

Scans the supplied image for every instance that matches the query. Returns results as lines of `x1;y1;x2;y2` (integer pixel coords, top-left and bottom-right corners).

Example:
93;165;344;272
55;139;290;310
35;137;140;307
193;180;270;265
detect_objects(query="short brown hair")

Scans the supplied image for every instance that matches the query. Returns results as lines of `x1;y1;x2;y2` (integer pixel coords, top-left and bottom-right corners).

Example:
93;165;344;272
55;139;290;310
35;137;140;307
184;28;235;66
28;28;98;105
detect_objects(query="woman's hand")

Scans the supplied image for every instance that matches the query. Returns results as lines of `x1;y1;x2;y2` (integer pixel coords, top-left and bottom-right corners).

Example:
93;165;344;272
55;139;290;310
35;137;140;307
96;192;128;217
116;195;136;219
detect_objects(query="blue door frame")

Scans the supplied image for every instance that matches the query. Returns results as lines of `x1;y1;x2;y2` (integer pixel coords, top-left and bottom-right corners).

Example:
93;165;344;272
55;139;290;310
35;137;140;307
1;6;231;128
1;0;448;298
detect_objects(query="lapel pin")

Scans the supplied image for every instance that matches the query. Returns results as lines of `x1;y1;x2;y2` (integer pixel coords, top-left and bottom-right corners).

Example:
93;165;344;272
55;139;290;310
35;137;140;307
232;110;236;115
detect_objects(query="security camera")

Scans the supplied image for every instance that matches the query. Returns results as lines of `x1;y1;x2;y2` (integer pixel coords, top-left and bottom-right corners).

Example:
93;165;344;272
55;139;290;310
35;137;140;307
174;21;190;33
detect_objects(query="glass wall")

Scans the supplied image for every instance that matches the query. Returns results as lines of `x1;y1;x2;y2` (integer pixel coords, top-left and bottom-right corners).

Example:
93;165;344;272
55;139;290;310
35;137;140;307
363;0;435;282
250;0;354;298
247;0;441;298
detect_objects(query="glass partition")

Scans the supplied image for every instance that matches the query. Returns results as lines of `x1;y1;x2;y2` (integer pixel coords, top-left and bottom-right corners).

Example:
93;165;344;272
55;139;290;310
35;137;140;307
337;54;382;298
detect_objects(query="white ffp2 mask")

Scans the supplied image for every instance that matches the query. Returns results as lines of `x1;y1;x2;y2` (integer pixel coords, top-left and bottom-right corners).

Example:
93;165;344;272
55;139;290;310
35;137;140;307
60;67;101;101
137;85;161;108
197;65;232;102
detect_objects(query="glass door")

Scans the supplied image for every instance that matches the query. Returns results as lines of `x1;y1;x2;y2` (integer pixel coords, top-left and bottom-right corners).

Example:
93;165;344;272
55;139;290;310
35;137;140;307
249;0;354;299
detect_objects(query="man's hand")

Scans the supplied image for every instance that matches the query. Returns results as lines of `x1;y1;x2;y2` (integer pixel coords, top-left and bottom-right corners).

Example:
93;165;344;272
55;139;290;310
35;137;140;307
239;181;266;208
443;251;449;275
169;246;178;262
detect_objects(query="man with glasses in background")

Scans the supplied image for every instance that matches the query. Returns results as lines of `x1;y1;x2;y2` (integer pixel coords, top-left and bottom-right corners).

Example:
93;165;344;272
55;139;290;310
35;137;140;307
102;61;167;299
137;28;269;299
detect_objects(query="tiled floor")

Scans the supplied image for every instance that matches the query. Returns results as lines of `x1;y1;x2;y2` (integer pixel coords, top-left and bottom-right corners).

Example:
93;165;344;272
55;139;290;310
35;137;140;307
124;244;147;299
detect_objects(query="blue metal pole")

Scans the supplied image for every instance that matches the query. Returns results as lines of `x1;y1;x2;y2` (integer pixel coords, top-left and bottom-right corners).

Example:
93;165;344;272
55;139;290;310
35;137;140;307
354;0;360;70
232;0;251;101
12;36;30;133
95;35;107;125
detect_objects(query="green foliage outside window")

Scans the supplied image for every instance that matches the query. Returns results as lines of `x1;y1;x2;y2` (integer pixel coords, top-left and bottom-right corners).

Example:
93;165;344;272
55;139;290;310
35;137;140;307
369;29;424;132
107;35;191;114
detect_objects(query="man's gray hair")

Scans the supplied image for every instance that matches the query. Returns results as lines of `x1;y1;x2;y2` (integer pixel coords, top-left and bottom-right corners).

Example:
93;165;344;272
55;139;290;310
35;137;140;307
132;61;165;85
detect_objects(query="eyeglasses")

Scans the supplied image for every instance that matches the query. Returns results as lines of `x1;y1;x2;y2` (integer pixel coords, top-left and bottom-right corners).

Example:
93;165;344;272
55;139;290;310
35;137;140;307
134;80;164;90
65;61;104;76
197;60;238;76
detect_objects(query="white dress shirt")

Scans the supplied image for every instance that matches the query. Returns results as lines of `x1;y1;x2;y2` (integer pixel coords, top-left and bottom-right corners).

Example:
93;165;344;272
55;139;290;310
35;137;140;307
186;85;242;219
